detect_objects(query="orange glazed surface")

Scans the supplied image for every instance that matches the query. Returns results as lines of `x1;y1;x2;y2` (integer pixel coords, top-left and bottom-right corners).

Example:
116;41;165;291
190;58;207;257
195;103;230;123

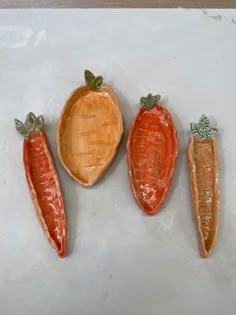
127;105;178;215
57;84;123;186
24;130;68;257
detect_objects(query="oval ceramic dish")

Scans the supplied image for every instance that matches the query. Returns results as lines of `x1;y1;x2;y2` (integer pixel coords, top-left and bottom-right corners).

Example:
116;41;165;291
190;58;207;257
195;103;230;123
15;113;68;257
187;115;220;258
57;70;124;186
127;94;178;215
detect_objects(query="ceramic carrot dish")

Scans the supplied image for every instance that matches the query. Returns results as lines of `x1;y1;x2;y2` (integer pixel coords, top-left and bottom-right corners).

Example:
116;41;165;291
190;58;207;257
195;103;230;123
187;115;220;258
127;94;178;215
57;70;124;186
14;113;68;257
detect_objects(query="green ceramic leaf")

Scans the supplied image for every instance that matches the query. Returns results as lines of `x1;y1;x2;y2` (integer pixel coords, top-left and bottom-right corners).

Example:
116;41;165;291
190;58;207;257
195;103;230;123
36;115;44;131
140;93;161;110
84;69;103;90
92;76;103;90
84;70;95;86
190;115;218;140
14;112;44;137
14;119;28;137
198;115;210;128
190;123;199;137
154;94;161;104
208;127;218;138
25;112;36;127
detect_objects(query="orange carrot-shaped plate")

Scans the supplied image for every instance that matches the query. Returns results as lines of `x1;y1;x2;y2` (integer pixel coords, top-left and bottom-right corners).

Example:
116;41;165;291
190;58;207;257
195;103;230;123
127;94;178;215
15;113;68;257
187;115;220;258
57;70;124;186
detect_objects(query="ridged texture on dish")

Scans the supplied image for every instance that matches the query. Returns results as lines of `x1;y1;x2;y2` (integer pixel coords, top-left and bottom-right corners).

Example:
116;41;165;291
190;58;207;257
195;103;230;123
127;105;178;215
57;84;123;186
24;130;68;257
187;135;219;258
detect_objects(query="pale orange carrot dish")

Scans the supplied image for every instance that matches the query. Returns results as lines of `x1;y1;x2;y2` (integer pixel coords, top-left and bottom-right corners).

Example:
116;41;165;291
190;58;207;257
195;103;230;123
57;70;124;186
187;115;219;258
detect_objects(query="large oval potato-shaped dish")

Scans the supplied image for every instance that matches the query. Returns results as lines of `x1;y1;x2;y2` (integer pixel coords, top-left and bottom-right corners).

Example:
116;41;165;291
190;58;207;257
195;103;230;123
127;94;178;215
57;70;124;186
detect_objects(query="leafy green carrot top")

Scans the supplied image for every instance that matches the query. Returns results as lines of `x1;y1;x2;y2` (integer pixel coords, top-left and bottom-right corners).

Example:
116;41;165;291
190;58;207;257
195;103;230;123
191;115;218;140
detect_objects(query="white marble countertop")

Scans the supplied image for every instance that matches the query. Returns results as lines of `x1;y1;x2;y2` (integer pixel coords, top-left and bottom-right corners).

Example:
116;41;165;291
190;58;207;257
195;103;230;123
0;9;236;315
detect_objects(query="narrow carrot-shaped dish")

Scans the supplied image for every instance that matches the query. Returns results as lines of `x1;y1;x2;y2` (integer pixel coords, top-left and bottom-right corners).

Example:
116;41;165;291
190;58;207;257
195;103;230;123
127;94;178;215
187;115;220;258
57;70;124;186
15;113;68;257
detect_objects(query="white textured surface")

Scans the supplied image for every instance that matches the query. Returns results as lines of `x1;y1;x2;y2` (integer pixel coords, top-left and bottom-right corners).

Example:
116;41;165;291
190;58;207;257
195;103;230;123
0;9;236;315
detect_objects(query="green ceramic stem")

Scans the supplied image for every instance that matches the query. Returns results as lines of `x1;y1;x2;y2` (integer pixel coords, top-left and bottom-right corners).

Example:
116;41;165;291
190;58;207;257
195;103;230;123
190;115;218;140
14;112;44;137
84;69;103;90
140;93;161;110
